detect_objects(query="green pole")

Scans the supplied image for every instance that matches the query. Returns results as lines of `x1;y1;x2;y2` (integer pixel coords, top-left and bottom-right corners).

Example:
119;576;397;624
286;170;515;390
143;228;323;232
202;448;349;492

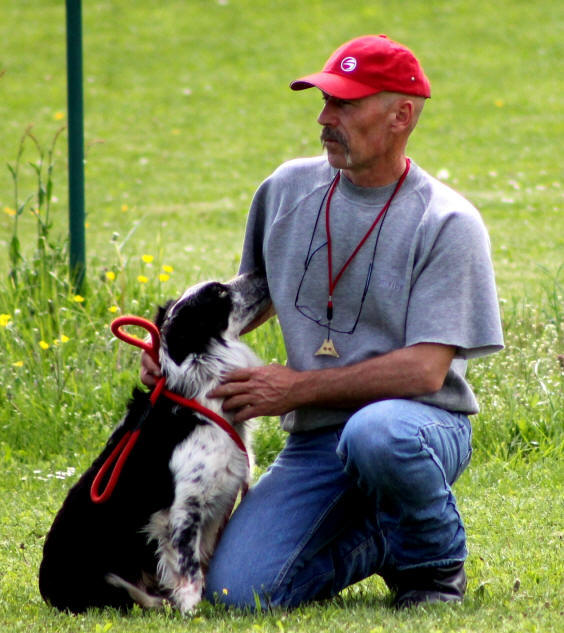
65;0;86;291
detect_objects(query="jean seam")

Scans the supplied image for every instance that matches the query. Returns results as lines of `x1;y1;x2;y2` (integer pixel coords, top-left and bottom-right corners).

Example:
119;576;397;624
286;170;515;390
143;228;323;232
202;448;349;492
412;424;467;566
418;417;472;484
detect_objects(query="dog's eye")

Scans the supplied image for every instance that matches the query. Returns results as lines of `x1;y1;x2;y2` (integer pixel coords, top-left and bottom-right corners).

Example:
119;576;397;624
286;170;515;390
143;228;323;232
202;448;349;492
217;287;229;298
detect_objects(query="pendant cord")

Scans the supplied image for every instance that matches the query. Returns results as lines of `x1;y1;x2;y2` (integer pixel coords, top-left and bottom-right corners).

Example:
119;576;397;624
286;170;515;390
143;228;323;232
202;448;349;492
325;159;411;321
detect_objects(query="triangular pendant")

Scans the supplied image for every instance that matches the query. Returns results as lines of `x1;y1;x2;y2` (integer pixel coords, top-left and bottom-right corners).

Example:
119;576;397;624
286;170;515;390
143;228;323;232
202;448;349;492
315;338;340;358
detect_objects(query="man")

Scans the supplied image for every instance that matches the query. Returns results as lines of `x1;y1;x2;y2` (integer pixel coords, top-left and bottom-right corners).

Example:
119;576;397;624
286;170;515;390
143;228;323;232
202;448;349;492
142;34;503;609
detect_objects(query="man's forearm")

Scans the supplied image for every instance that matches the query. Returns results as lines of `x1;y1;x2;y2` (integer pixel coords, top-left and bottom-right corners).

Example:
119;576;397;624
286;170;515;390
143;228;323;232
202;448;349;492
290;343;456;410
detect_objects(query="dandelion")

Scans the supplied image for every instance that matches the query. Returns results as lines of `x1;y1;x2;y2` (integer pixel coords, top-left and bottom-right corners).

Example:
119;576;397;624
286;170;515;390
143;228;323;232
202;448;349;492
137;275;149;284
494;99;505;108
54;335;70;346
105;270;116;281
142;254;154;264
162;264;174;274
121;204;129;212
108;305;119;313
222;588;229;595
12;361;24;368
73;295;85;303
39;340;50;350
3;206;16;217
54;111;65;121
0;313;12;327
159;273;170;282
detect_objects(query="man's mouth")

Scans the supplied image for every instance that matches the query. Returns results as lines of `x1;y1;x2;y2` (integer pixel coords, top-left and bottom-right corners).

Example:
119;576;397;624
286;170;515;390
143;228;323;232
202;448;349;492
320;128;348;150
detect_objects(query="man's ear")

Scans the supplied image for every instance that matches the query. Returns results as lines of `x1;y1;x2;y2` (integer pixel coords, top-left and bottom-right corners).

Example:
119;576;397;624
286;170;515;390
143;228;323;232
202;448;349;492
392;99;415;132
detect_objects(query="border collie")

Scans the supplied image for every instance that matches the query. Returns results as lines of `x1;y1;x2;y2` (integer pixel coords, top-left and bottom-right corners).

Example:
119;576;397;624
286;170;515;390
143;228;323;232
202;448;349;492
39;271;269;614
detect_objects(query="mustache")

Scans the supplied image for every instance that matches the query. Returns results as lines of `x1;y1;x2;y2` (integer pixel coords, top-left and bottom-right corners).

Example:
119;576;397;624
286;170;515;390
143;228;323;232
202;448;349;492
320;127;349;149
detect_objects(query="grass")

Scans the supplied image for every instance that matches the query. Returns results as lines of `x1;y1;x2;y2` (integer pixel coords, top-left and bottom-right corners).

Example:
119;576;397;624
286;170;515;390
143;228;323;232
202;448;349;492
0;0;563;631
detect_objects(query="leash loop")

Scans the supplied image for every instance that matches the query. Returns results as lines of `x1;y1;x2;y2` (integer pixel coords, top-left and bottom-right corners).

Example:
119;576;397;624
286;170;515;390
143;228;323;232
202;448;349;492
111;315;161;365
90;429;141;504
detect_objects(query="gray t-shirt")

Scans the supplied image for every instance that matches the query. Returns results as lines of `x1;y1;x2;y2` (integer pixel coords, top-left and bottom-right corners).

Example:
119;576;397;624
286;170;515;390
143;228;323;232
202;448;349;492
239;156;504;433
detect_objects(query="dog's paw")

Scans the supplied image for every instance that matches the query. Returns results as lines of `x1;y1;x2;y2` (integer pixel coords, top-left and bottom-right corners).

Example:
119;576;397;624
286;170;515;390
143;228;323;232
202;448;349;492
173;578;204;614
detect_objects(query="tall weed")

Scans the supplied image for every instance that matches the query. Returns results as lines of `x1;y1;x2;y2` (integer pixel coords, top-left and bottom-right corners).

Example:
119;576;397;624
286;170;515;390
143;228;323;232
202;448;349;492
470;267;563;460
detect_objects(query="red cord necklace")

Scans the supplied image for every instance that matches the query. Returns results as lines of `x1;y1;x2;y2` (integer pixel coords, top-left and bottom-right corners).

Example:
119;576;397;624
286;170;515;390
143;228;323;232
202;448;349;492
315;158;411;357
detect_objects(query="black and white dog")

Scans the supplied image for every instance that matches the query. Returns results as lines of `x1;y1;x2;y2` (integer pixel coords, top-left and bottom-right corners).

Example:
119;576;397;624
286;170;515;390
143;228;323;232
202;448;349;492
39;272;269;614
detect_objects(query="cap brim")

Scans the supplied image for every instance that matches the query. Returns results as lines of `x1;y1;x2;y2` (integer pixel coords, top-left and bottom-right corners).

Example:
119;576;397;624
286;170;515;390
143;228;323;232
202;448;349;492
290;72;379;99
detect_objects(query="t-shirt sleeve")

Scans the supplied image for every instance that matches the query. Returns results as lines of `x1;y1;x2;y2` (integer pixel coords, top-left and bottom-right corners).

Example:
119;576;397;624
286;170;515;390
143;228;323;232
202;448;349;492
405;207;504;359
238;180;270;276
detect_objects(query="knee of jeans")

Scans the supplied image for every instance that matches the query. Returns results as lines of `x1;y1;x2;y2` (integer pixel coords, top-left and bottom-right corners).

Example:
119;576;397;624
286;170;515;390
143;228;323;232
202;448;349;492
339;403;397;469
338;401;421;482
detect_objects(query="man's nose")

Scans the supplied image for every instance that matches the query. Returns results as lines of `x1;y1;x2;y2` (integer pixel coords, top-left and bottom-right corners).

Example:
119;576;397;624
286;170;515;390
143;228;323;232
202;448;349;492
317;101;338;127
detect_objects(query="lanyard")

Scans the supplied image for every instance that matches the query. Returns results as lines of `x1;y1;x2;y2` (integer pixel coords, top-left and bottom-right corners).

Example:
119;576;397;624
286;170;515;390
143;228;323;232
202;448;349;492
324;159;411;321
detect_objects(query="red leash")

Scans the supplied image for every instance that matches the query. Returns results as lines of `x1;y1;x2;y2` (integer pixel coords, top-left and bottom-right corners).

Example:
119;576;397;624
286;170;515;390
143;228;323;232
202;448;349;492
90;315;249;504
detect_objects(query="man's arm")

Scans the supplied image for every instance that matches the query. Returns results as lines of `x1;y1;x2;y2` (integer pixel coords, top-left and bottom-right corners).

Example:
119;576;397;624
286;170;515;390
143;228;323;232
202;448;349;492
209;342;456;423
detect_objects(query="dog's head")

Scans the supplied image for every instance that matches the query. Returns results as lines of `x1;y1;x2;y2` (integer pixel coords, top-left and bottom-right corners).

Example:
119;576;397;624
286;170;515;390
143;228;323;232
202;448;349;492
155;271;269;395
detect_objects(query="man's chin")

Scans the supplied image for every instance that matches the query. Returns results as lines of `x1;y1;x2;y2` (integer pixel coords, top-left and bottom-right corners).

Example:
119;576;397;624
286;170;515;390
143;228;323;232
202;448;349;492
324;148;352;169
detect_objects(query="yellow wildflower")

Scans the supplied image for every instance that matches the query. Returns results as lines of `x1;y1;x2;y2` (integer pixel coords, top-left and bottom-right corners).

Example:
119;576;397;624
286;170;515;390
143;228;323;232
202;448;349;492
4;207;16;217
162;264;174;273
108;305;119;313
12;360;24;368
54;111;65;121
137;275;149;284
73;295;85;303
39;340;50;350
121;204;129;212
0;314;11;327
105;271;116;281
142;254;154;264
159;273;170;282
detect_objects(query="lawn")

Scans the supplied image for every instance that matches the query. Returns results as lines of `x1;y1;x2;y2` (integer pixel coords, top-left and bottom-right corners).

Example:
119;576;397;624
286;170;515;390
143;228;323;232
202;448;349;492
0;1;562;632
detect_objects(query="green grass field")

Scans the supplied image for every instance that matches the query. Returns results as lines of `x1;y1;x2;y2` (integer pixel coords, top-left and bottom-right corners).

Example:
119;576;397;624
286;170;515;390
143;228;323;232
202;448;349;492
0;1;562;632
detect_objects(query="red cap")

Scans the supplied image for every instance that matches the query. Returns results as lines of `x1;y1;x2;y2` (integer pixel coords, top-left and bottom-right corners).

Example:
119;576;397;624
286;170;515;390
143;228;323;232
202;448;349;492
290;35;431;99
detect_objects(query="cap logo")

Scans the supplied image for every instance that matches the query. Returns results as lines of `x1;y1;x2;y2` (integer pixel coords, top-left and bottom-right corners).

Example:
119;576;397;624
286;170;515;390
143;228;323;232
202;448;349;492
340;56;357;72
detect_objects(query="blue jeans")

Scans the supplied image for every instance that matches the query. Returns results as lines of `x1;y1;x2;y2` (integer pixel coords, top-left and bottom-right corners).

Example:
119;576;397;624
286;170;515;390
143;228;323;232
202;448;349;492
205;399;472;609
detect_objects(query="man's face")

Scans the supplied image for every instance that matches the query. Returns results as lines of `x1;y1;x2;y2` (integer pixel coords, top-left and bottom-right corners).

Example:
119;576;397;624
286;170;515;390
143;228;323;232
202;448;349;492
318;92;398;183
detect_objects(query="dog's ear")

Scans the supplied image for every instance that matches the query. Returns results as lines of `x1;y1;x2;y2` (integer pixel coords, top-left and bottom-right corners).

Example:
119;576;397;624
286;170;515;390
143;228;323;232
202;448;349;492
154;301;174;329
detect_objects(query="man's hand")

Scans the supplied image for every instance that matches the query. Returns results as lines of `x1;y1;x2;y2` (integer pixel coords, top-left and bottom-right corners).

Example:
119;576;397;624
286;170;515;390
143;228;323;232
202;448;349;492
208;365;301;423
140;350;162;388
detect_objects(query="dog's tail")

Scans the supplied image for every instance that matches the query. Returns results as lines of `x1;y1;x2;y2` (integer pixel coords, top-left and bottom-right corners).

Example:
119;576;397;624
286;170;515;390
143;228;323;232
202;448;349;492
105;573;165;609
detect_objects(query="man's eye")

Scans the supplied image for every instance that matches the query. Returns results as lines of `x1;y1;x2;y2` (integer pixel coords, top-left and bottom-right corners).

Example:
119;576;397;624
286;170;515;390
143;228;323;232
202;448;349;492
322;96;352;108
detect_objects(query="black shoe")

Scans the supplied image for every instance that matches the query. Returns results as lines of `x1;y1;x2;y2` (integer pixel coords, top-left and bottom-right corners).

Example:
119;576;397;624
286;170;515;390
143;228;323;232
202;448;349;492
385;562;467;609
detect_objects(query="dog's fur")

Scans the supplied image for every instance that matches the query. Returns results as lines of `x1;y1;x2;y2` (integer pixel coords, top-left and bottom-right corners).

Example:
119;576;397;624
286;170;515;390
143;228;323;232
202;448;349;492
39;272;269;614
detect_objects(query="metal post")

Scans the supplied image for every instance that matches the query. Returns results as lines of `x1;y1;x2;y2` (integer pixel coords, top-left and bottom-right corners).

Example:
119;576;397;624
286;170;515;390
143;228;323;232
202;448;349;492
65;0;86;291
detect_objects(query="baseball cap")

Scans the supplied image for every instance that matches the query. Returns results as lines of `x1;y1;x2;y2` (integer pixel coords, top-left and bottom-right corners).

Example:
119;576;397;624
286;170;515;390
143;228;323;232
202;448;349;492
290;34;431;99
